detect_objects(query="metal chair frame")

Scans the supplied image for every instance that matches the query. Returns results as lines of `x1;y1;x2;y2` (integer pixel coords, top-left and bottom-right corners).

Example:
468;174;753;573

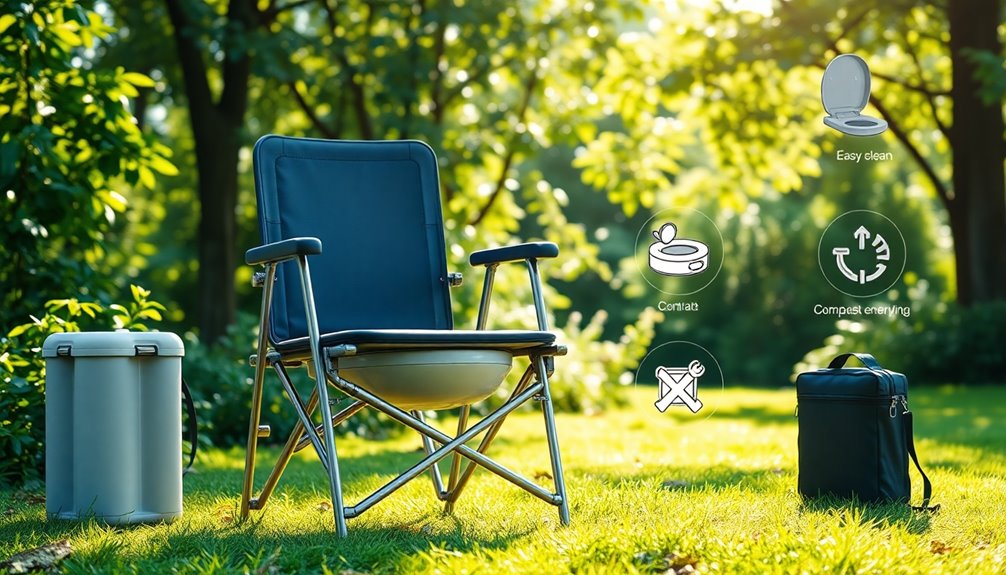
239;249;570;537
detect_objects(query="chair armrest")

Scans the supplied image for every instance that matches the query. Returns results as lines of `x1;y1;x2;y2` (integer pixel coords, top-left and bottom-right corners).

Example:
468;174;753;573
469;242;559;266
245;237;323;266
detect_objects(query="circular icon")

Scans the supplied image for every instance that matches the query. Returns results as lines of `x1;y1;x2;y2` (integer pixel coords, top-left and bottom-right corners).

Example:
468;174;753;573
818;209;906;298
635;208;724;296
635;341;724;421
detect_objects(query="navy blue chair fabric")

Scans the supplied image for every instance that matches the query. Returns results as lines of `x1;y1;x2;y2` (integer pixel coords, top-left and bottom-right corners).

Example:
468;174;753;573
251;136;555;353
253;137;454;344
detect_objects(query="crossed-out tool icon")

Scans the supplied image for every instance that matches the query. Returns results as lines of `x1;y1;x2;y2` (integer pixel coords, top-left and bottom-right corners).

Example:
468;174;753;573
654;360;706;413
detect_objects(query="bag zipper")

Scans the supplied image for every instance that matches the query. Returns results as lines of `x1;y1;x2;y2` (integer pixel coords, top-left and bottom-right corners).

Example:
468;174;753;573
794;394;908;418
889;394;909;418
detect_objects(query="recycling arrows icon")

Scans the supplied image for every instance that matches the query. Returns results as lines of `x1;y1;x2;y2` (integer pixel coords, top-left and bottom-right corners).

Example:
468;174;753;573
832;226;891;285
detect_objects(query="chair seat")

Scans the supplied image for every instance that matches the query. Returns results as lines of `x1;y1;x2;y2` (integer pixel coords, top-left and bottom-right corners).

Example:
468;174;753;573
274;329;556;356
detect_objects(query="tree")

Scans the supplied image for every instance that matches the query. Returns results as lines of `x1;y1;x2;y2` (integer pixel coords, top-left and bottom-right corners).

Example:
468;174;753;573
162;0;256;343
577;0;1005;306
947;0;1006;304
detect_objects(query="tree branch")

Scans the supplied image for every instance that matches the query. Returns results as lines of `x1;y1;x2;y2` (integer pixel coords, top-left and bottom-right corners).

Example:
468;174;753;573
870;94;953;207
869;70;951;98
321;0;374;139
218;0;256;122
430;3;447;124
899;26;951;139
821;6;874;58
401;0;425;138
288;81;338;138
164;0;215;125
470;66;539;227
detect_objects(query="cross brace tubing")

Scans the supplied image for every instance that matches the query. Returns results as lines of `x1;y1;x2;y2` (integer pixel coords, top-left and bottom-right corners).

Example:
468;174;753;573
327;371;563;517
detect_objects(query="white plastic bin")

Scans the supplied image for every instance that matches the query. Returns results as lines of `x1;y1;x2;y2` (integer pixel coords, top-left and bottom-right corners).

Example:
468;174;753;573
43;331;185;524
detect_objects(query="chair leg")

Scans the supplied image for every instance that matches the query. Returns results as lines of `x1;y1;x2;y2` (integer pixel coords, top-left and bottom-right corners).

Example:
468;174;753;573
443;404;470;512
254;383;320;510
297;254;348;536
414;410;446;499
315;372;348;536
535;354;570;525
240;349;268;519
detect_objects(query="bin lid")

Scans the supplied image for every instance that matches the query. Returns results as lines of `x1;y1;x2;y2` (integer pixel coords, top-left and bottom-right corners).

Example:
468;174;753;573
42;331;185;358
821;54;872;117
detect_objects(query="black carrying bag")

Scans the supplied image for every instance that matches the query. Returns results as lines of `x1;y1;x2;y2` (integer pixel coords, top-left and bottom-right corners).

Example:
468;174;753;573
796;352;937;511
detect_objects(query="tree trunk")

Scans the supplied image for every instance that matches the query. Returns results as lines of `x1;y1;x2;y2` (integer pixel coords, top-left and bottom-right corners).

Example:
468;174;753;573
948;0;1006;306
165;0;254;342
193;117;239;343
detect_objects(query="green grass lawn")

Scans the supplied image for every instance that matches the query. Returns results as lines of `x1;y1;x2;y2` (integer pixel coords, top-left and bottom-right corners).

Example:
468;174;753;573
2;386;1005;574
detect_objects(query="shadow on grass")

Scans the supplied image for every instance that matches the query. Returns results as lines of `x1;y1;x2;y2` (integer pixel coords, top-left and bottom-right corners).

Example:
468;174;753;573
799;496;935;534
708;405;797;426
585;464;789;494
183;440;562;505
0;509;531;574
151;516;531;573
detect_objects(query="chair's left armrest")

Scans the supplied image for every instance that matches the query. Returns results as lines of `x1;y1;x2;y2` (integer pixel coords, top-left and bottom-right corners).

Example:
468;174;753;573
245;237;323;266
469;242;558;267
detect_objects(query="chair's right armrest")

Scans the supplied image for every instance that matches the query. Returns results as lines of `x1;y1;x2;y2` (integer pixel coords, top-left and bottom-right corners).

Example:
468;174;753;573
245;237;323;266
469;242;559;267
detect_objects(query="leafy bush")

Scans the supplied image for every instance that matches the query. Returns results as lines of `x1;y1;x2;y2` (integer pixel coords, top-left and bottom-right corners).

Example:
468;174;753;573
0;1;176;333
0;286;165;487
797;290;1006;384
546;307;661;414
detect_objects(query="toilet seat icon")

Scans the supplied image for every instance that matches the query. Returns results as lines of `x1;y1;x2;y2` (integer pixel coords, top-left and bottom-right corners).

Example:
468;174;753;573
821;54;888;137
648;223;709;276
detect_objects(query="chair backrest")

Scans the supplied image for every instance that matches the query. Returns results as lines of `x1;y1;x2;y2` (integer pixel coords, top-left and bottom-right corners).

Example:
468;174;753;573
252;136;454;343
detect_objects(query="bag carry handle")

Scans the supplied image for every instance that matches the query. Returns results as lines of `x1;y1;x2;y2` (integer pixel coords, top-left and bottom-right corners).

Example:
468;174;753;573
828;352;882;370
182;377;198;475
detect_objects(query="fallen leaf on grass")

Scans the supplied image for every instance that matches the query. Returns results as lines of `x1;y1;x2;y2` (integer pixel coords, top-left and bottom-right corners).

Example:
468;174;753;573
255;548;282;575
316;501;333;512
0;539;72;574
633;551;698;575
661;479;690;490
930;540;954;555
11;492;45;505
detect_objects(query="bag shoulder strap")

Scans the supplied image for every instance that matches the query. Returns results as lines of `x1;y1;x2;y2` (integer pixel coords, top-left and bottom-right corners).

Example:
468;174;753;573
181;377;198;475
903;410;939;512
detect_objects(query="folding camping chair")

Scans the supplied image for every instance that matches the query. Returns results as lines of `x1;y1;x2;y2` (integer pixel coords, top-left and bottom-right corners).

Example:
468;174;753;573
239;135;570;536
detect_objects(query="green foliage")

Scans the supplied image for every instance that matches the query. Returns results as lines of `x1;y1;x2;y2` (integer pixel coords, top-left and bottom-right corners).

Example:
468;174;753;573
546;307;662;414
0;285;163;487
0;0;176;330
800;297;1006;385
